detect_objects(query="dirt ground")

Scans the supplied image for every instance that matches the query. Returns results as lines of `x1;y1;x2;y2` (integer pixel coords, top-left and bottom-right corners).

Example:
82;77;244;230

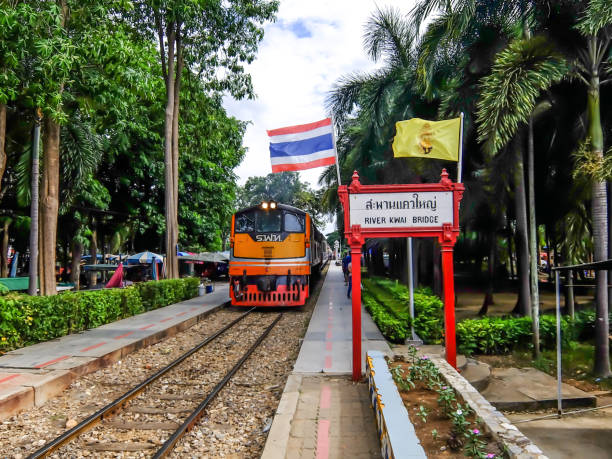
506;402;612;459
455;289;593;320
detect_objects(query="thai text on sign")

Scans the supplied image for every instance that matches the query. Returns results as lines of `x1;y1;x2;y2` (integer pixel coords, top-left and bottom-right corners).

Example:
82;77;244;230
349;191;453;228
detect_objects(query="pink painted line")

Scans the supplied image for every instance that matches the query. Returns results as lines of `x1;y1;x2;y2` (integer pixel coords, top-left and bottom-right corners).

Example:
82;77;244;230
34;355;69;368
160;318;173;323
320;385;331;409
327;323;333;330
139;324;155;330
176;312;187;317
190;307;198;311
324;356;332;369
0;374;20;384
325;341;333;351
79;342;107;352
113;331;134;340
325;330;332;340
315;419;330;459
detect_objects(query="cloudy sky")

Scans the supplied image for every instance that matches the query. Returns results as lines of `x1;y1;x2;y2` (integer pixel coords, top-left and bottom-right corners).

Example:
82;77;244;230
223;0;417;190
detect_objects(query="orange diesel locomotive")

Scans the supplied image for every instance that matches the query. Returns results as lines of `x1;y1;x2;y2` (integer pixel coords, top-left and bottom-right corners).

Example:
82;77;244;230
229;201;328;306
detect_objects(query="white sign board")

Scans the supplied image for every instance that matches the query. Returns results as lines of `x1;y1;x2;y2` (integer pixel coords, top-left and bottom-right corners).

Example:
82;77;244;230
349;191;453;228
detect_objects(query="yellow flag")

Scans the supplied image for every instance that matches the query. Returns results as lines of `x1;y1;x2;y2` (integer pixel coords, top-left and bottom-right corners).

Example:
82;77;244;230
392;117;461;161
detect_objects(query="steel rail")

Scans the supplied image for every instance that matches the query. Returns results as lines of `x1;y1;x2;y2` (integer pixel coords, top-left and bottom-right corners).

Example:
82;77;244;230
153;313;283;458
27;308;255;459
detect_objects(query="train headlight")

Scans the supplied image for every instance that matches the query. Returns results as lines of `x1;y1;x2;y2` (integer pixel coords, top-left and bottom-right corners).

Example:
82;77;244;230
261;202;269;209
270;201;277;209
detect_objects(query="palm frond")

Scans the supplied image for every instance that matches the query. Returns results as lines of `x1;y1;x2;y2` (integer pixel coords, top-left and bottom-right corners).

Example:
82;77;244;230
60;112;105;211
326;72;374;124
363;6;413;66
576;0;612;37
15;143;32;208
476;35;569;156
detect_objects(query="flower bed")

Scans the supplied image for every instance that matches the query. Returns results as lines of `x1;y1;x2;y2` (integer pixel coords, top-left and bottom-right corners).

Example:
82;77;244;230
389;346;503;458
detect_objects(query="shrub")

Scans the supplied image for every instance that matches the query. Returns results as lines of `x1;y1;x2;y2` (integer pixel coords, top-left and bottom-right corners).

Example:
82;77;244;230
363;293;408;342
135;278;198;311
364;277;444;344
0;277;198;353
456;314;581;355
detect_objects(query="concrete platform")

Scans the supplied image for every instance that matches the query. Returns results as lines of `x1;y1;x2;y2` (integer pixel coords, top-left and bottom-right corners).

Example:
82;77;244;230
0;285;229;420
482;367;597;411
263;264;393;458
293;265;391;374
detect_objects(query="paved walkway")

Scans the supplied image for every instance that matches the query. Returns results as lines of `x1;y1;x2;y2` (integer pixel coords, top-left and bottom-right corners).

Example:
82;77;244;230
0;284;228;419
263;264;391;459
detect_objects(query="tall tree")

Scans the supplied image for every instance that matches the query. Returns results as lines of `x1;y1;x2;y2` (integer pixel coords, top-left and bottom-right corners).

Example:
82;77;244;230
129;0;278;278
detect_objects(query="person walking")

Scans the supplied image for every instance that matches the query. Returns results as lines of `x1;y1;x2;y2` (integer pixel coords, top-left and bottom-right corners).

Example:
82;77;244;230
347;260;352;298
342;252;350;285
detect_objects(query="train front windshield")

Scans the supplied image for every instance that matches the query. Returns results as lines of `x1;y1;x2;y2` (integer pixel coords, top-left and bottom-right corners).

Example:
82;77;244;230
235;209;304;233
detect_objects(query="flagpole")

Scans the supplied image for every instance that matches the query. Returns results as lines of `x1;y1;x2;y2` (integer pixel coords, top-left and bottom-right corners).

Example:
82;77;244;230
457;112;464;183
330;115;342;186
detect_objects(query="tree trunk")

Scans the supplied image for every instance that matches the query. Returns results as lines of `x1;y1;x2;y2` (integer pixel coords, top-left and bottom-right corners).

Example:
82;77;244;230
70;238;82;291
163;24;178;279
1;219;9;278
479;232;496;316
28;111;41;295
527;116;540;358
507;224;515;280
433;241;442;297
513;148;531;316
0;103;6;198
587;81;611;377
89;219;98;286
171;31;183;275
39;117;61;295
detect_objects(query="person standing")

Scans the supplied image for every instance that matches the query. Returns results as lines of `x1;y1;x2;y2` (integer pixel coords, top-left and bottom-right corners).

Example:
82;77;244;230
342;252;350;285
347;260;352;298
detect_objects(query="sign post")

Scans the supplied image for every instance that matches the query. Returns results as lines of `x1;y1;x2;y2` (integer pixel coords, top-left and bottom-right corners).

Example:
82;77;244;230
339;169;464;380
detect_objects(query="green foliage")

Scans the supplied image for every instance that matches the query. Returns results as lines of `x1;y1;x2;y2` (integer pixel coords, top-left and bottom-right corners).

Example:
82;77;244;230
0;283;8;296
456;310;605;355
476;35;569;156
0;278;199;353
236;172;327;227
135;277;199;311
363;277;444;344
363;294;408;342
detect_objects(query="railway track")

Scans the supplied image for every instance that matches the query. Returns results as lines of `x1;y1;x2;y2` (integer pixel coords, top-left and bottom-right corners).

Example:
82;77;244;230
26;308;282;458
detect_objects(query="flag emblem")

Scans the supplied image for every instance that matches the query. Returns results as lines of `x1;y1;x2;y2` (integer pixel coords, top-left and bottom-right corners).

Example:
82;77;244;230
393;117;460;161
267;118;336;173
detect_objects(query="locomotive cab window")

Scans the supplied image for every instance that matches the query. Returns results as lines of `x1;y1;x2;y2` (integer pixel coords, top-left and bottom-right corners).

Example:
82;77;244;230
284;212;304;232
259;212;281;232
235;210;282;233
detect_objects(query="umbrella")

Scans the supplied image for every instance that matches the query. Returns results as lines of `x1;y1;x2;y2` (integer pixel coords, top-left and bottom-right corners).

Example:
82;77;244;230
126;251;164;264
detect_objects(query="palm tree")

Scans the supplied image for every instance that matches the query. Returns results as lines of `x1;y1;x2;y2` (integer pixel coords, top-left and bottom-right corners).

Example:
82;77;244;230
411;0;542;328
477;0;612;374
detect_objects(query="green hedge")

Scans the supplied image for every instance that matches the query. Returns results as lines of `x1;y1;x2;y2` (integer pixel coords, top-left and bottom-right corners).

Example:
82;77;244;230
457;310;609;355
0;277;200;353
135;278;199;311
362;276;606;355
362;277;444;344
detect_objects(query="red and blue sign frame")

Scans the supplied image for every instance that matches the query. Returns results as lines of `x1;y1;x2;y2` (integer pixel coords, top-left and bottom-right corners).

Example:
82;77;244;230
338;169;464;380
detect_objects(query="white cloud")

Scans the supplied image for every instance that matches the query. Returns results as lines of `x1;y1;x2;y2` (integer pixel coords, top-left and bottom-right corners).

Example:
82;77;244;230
223;0;417;233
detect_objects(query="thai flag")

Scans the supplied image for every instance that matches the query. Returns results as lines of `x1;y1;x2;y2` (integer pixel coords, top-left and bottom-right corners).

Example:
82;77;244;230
267;118;336;173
